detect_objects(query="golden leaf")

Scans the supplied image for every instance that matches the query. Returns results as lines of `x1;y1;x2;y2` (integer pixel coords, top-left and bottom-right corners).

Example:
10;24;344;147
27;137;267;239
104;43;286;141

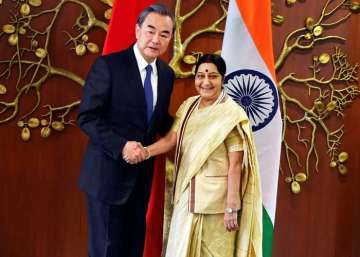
314;100;324;112
40;127;51;138
319;53;330;64
350;1;359;12
326;101;336;111
8;34;18;46
305;17;314;31
104;8;112;20
338;152;349;163
0;84;7;94
82;34;89;42
87;42;99;54
286;0;297;5
304;33;312;40
29;0;42;7
35;48;47;58
338;164;348;175
28;118;40;128
214;50;221;55
51;121;64;131
75;44;87;56
20;3;31;16
329;161;337;168
285;176;293;183
31;40;39;48
18;27;27;35
291;181;301;194
17;120;25;128
313;26;323;37
295;172;307;182
99;0;113;7
183;55;197;65
40;119;48;126
3;24;16;34
21;127;31;141
273;15;284;25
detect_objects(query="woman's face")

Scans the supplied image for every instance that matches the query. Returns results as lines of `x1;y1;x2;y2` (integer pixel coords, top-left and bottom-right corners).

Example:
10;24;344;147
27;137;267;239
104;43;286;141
195;62;223;104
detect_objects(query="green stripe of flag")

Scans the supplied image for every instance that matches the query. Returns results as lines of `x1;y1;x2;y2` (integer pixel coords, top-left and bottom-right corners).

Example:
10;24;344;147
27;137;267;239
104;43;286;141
263;206;274;257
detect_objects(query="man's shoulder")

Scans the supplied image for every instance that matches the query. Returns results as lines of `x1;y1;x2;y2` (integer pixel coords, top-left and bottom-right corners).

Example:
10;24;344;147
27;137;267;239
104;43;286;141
156;58;174;76
100;47;133;63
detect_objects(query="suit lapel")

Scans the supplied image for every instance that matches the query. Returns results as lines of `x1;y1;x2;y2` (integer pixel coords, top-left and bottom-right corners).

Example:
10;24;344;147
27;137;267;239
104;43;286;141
126;47;147;105
124;47;150;127
155;60;167;112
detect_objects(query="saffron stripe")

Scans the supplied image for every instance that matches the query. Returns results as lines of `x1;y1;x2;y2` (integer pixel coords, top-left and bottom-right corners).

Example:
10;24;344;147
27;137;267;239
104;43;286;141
235;0;277;80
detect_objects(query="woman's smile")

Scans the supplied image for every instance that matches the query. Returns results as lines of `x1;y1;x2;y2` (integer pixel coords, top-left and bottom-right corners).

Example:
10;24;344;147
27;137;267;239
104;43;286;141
195;62;223;106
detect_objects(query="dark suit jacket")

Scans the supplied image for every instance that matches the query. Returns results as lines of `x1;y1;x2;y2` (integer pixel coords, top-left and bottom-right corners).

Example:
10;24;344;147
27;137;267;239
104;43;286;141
78;46;174;205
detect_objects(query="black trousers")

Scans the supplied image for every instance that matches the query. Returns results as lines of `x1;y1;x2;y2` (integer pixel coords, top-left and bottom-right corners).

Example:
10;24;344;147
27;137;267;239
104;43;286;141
86;170;153;257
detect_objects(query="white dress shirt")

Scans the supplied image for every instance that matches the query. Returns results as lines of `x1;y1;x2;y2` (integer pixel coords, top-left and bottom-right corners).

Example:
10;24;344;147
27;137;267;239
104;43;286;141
133;44;158;110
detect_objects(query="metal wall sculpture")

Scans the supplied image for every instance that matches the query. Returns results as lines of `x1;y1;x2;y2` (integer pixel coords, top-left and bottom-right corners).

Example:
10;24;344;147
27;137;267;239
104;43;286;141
169;0;227;78
273;0;359;192
0;0;110;140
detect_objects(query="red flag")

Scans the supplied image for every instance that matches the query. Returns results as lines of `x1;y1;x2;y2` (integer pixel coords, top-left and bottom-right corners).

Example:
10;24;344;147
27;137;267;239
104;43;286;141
103;0;154;54
103;1;165;257
143;153;166;257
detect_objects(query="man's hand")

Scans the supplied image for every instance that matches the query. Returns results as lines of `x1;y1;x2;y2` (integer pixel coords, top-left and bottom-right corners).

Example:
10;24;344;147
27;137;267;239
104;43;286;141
122;141;146;164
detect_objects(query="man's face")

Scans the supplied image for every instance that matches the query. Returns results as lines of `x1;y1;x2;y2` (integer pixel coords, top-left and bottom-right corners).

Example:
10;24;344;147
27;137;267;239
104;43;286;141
135;12;173;63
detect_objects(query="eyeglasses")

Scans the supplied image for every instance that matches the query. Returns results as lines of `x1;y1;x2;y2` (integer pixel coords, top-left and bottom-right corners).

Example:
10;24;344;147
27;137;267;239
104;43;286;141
195;72;221;81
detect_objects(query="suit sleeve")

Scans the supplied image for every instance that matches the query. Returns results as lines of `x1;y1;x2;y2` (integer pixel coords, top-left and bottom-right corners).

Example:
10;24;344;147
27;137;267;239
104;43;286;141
77;57;126;160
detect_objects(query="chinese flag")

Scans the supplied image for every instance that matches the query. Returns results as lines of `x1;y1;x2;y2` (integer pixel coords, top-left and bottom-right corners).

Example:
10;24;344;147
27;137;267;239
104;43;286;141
103;1;165;257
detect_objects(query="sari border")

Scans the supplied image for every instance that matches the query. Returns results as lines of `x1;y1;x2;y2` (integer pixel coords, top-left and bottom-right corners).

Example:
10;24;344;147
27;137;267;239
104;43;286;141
189;177;196;213
172;97;200;201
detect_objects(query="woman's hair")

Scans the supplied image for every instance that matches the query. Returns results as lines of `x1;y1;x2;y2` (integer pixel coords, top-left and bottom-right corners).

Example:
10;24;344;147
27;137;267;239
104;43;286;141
194;54;227;77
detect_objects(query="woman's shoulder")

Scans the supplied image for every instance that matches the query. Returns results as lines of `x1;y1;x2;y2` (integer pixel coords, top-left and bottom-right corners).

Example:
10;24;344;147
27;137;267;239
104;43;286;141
175;95;200;117
181;95;200;108
184;95;200;103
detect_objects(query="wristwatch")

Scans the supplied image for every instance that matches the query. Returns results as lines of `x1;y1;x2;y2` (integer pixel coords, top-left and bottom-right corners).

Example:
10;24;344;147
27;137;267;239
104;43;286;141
225;207;237;214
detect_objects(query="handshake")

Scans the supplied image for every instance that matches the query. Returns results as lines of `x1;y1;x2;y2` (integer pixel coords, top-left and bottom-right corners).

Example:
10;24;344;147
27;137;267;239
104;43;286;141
122;141;151;165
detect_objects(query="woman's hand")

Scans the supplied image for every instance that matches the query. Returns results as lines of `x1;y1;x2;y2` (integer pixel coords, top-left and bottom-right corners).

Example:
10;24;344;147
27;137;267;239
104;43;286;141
224;149;242;232
224;212;239;232
122;141;146;164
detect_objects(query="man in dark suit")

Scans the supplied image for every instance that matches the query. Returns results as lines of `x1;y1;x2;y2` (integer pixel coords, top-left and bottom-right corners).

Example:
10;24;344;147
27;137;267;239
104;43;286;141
77;4;175;257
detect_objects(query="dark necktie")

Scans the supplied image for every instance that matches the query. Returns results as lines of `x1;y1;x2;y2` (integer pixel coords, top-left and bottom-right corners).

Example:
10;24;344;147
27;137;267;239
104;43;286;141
144;65;153;123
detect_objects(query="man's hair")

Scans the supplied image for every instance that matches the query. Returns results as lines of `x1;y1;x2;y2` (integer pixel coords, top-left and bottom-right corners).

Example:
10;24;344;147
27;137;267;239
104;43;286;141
136;3;176;33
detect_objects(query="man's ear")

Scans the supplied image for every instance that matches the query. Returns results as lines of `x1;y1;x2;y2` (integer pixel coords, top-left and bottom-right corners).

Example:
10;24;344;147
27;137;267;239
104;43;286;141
135;24;140;39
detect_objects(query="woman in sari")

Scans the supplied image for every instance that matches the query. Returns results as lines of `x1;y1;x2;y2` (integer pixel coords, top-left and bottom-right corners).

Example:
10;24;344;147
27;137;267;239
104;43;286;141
144;54;263;257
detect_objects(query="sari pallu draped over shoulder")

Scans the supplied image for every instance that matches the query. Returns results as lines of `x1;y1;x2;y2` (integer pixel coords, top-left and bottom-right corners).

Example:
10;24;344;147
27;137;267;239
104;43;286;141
172;95;263;257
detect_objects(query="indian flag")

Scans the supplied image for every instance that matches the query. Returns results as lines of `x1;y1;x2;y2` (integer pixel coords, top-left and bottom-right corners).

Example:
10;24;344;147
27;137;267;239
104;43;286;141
221;0;282;257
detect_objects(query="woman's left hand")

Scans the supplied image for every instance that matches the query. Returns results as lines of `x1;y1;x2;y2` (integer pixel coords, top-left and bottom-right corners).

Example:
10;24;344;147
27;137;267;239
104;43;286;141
224;212;239;232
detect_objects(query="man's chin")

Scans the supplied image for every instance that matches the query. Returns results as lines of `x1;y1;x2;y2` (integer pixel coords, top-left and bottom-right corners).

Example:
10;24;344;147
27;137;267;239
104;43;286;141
145;50;160;58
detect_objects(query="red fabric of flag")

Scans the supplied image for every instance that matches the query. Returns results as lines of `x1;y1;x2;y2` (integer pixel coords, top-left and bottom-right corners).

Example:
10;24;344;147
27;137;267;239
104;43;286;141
103;0;154;54
102;1;165;257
